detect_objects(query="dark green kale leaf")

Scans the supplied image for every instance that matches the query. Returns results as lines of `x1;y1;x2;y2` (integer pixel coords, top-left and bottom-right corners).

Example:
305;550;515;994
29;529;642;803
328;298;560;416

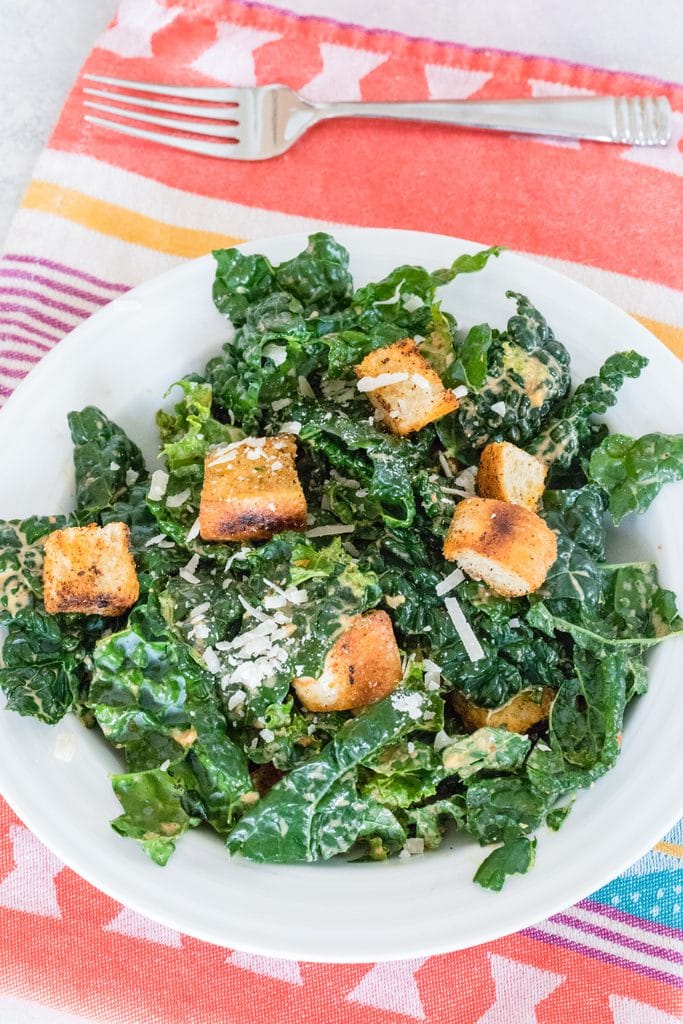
150;379;242;547
346;248;501;370
528;561;682;655
0;607;84;723
441;728;531;780
541;485;607;561
299;405;422;528
405;797;466;850
465;776;549;844
588;432;683;525
212;248;276;325
226;686;443;862
158;569;242;654
455;292;571;450
550;647;626;769
353;247;501;333
91;622;251;846
526;649;627;799
0;517;64;614
206;292;322;429
356;802;406;859
68;407;146;514
361;739;448;810
245;697;345;771
111;767;200;865
473;837;537;891
528;351;648;469
449;323;494;390
0;516;107;724
273;232;353;313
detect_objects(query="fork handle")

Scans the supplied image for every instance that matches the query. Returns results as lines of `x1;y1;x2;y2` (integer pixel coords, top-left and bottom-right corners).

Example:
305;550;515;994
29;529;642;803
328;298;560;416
312;96;671;146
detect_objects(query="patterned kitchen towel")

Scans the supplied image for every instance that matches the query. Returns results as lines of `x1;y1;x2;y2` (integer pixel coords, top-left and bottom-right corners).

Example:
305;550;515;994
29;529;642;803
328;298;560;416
0;2;681;1022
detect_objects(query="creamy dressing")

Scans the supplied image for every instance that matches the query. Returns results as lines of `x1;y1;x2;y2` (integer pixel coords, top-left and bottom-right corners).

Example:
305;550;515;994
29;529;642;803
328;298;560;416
0;526;43;617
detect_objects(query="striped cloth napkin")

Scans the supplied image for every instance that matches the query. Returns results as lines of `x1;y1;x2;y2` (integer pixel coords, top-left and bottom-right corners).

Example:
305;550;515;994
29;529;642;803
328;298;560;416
0;2;682;1022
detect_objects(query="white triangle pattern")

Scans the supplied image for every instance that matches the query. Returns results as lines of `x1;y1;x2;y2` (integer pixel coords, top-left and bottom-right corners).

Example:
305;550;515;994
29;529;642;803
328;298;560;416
227;950;304;985
528;79;595;98
191;24;281;87
610;994;683;1024
0;825;63;919
622;110;683;178
301;42;388;103
347;958;428;1020
424;65;492;100
103;905;183;947
95;0;182;59
474;954;565;1024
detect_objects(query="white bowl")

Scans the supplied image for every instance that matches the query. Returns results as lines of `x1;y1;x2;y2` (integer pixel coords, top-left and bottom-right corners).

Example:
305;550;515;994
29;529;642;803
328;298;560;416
0;228;681;962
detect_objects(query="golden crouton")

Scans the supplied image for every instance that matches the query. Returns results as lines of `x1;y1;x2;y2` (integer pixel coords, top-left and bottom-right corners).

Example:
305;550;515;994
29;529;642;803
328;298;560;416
442;497;557;597
451;687;555;734
354;339;457;435
293;610;402;712
43;522;139;616
199;434;307;543
477;441;548;511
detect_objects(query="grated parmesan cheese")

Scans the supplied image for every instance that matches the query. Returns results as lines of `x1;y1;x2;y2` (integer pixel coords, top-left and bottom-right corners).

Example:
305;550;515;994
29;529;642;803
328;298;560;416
433;729;452;752
54;732;76;762
435;567;465;597
356;372;409;392
125;469;139;486
491;400;506;417
438;452;454;478
444;596;485;663
263;343;287;366
148;469;169;501
186;517;201;542
390;691;424;721
145;533;167;547
166;488;191;508
452;385;468;400
203;647;221;674
410;373;431;391
298;375;315;399
402;293;424;312
279;421;302;435
227;690;246;711
305;523;355;538
179;554;200;585
454;466;478;493
271;397;291;412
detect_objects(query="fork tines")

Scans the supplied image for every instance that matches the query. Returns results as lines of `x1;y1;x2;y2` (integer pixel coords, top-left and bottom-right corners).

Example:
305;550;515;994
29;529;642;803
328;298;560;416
83;73;244;156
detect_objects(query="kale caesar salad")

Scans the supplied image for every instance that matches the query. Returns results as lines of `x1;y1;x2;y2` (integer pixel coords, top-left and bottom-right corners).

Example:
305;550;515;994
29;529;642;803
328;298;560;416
1;234;682;891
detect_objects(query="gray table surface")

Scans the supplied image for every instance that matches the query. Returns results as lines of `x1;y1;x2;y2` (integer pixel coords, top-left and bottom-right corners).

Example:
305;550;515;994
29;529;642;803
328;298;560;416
1;0;680;247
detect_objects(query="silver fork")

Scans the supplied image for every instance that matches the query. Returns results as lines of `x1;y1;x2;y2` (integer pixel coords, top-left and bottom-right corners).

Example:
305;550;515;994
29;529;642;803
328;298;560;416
83;74;672;161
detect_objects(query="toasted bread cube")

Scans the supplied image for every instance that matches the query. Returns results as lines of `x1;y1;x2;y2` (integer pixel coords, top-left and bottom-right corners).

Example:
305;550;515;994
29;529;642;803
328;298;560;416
293;610;402;712
451;688;554;734
199;434;307;543
443;496;557;597
354;339;457;435
477;441;547;511
43;522;138;616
